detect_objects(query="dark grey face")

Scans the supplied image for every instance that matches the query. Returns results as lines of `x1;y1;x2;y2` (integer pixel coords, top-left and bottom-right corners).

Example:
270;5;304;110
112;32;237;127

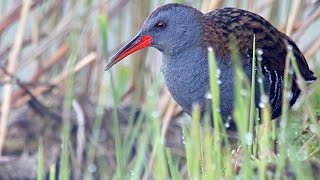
140;5;203;56
104;4;204;70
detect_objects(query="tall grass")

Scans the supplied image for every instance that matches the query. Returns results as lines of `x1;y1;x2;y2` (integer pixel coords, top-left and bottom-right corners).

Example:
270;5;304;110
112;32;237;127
0;0;319;179
60;32;80;180
35;24;320;180
32;1;320;178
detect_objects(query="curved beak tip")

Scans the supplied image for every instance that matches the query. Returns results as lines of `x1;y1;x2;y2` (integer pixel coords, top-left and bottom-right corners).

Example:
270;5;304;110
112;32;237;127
104;60;113;71
104;65;110;71
104;34;152;71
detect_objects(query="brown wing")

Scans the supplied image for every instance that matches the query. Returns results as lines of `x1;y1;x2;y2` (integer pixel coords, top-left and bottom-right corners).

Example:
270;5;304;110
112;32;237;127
202;7;316;81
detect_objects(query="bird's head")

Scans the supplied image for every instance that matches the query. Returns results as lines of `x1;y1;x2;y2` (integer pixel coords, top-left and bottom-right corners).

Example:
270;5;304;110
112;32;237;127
105;3;203;70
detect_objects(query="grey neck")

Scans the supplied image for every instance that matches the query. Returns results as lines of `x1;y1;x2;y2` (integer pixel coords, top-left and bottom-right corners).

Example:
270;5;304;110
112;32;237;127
161;45;209;114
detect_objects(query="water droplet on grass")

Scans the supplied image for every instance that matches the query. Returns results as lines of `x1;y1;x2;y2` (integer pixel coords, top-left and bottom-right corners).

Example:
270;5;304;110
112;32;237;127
257;49;263;55
205;92;212;99
259;95;269;108
245;133;253;145
284;92;293;100
240;89;247;96
182;132;187;145
151;111;160;119
259;102;265;108
130;170;134;177
217;69;221;77
147;91;154;97
88;164;97;173
288;68;294;75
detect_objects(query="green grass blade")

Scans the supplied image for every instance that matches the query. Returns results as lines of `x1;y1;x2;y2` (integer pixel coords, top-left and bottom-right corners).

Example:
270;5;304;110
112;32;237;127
37;138;44;180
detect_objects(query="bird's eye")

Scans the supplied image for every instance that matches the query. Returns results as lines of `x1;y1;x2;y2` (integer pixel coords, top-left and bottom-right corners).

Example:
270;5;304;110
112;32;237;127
156;21;166;29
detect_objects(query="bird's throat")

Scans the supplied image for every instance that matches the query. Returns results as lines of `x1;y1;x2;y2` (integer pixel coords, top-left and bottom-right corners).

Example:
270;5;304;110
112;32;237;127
161;46;209;114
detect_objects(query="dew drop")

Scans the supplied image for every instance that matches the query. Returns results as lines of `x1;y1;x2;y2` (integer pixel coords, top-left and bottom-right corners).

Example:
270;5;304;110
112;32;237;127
147;90;154;97
245;133;253;145
88;164;97;173
217;69;221;77
217;80;222;85
151;111;160;119
261;95;269;103
257;78;263;84
240;89;247;96
287;44;293;50
288;68;294;75
259;102;265;108
182;132;187;145
309;125;317;133
259;95;269;108
225;122;230;128
257;48;263;55
205;92;212;99
284;92;293;99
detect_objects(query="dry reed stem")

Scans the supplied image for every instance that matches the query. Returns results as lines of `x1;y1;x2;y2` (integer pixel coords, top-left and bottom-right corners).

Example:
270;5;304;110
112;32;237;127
286;0;302;36
0;0;43;35
292;6;320;41
11;43;69;104
305;37;320;60
208;0;224;11
13;52;97;108
161;98;177;139
142;150;155;180
247;0;255;12
256;0;276;13
201;0;223;13
72;100;86;180
159;89;183;119
120;84;139;105
159;88;171;117
31;9;40;46
19;14;73;69
0;33;46;60
200;0;209;12
0;0;31;155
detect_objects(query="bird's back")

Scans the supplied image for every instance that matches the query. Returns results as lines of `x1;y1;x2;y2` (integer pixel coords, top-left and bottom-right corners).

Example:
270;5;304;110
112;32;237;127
201;7;316;118
202;7;316;81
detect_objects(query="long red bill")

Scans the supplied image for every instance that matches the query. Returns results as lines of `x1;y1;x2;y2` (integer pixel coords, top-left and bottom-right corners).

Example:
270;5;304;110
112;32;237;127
105;33;152;70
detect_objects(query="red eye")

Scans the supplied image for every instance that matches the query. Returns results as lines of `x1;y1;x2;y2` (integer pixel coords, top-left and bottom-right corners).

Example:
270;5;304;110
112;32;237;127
156;21;166;29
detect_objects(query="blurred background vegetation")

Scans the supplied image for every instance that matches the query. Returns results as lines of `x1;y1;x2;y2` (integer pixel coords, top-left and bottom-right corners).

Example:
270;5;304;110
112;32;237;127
0;0;319;179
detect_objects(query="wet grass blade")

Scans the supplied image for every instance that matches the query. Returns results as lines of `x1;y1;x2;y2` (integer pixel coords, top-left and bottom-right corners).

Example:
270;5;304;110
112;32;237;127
37;138;44;180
